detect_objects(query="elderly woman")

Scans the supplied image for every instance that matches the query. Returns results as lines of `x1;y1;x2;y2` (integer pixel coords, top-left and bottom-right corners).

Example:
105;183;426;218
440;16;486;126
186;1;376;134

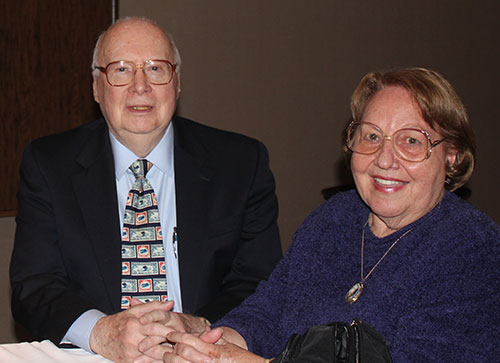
162;68;500;362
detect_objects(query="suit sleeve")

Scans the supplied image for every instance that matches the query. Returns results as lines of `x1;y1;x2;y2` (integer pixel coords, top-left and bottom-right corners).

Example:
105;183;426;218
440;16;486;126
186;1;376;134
9;143;94;344
195;141;283;322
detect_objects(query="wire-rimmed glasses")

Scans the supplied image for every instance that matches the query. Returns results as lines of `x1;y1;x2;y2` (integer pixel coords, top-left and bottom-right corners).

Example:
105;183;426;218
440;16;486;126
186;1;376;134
346;121;445;162
94;59;176;86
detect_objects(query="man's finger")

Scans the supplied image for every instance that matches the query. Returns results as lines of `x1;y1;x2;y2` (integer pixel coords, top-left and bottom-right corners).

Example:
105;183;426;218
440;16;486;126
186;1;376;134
128;300;175;317
167;331;218;356
162;351;191;363
130;297;144;307
172;341;213;363
140;320;174;338
138;334;171;353
139;309;173;325
138;342;174;361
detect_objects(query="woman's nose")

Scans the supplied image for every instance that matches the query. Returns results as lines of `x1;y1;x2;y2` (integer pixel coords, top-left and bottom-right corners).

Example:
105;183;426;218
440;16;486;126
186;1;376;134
375;138;398;169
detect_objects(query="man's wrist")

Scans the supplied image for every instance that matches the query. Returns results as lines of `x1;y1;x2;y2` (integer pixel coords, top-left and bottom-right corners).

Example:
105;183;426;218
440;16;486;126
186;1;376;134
200;317;211;328
186;315;211;334
62;309;106;353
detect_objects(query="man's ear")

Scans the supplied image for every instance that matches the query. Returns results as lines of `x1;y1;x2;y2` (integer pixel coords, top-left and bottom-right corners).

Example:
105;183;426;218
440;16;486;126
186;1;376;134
175;74;182;100
92;77;100;103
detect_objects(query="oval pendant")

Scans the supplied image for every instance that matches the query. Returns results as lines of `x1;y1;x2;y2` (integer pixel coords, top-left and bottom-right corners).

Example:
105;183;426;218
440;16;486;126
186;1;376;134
345;282;364;304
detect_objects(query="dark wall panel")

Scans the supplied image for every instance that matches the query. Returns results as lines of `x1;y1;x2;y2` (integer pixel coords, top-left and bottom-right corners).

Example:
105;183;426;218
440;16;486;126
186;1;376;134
1;0;114;215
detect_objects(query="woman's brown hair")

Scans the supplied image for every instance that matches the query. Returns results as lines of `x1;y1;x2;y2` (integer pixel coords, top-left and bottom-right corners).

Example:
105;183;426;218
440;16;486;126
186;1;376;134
350;67;475;191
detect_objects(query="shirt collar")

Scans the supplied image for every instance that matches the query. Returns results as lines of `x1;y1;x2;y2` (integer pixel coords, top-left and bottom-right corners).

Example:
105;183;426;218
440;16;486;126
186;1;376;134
110;122;174;180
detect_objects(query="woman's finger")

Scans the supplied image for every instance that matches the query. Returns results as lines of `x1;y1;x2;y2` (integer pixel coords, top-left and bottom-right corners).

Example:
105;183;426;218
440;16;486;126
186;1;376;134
167;332;217;361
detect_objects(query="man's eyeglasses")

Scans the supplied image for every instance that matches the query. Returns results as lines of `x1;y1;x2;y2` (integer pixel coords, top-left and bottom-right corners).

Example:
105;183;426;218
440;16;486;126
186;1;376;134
346;121;445;162
94;59;176;87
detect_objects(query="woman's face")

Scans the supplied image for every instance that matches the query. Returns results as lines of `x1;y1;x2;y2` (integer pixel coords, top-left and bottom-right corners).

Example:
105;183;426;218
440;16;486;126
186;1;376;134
351;86;456;232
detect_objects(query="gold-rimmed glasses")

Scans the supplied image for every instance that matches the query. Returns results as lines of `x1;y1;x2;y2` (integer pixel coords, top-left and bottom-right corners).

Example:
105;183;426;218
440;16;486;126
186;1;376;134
94;59;176;86
346;121;445;162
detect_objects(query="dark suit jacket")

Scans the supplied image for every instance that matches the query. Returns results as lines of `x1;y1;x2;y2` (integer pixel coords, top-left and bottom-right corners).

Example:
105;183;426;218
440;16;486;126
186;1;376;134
10;116;282;344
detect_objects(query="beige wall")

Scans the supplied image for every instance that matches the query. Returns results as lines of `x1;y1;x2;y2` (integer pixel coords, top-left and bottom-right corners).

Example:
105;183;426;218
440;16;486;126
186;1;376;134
0;217;17;343
120;0;500;248
0;217;32;342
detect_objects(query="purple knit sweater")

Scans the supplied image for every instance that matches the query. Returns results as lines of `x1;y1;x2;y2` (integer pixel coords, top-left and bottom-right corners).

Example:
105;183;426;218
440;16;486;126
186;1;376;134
214;190;500;361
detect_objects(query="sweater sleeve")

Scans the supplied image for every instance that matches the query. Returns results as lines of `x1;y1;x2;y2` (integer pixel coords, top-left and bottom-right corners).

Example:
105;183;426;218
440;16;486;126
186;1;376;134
213;190;362;358
212;235;292;357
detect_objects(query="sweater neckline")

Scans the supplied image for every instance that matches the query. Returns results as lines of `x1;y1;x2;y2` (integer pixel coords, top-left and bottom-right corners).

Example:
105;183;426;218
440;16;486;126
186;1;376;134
361;191;449;245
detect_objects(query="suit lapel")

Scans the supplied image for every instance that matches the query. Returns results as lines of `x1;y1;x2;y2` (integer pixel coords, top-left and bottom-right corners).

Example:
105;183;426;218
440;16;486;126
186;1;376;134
72;120;122;312
173;117;213;313
67;117;215;313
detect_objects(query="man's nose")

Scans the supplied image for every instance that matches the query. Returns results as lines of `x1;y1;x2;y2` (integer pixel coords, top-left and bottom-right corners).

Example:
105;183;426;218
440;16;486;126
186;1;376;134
129;68;152;94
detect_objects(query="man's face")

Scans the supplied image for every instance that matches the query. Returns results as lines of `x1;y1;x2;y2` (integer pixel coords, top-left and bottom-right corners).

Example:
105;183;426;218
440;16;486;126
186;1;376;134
93;20;181;154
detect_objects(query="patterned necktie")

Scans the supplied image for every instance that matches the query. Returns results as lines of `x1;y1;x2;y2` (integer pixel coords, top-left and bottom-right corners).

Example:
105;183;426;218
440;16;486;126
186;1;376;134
121;159;167;309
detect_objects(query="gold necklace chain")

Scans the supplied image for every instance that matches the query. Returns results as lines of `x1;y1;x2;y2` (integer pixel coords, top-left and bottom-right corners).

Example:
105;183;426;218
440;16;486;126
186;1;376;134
361;222;414;282
345;220;414;304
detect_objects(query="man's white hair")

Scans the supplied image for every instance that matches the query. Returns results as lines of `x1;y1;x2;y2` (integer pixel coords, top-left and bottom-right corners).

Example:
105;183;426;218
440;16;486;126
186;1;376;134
90;17;181;77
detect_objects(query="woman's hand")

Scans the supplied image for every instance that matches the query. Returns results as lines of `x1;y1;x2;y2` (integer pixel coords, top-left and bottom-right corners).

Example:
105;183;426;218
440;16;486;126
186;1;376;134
162;328;267;363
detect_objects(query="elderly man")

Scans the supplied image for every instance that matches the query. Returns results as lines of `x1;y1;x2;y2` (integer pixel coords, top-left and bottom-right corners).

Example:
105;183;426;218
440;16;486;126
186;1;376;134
10;17;282;362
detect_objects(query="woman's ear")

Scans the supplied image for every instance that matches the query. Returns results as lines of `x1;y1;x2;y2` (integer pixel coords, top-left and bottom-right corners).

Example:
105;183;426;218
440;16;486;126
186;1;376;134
446;147;458;167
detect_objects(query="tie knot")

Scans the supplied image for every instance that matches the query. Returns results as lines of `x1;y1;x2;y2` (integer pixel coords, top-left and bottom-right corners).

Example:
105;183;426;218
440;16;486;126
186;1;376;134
129;159;151;179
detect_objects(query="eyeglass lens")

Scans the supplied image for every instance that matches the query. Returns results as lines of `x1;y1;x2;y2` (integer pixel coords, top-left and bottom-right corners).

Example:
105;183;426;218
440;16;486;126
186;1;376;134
348;123;430;162
106;60;173;86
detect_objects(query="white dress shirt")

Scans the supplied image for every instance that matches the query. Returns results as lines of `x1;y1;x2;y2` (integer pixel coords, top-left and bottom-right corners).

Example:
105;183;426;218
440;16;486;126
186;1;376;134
63;123;182;352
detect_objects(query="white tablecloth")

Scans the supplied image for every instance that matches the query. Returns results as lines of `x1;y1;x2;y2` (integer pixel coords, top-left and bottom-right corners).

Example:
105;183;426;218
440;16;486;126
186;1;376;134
0;340;113;362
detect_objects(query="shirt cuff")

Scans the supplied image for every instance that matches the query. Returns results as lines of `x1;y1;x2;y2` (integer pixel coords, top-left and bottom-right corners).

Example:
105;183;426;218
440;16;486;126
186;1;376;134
61;309;107;353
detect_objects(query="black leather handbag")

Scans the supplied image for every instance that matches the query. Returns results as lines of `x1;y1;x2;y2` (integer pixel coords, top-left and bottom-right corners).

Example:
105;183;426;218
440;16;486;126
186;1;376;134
274;319;392;363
